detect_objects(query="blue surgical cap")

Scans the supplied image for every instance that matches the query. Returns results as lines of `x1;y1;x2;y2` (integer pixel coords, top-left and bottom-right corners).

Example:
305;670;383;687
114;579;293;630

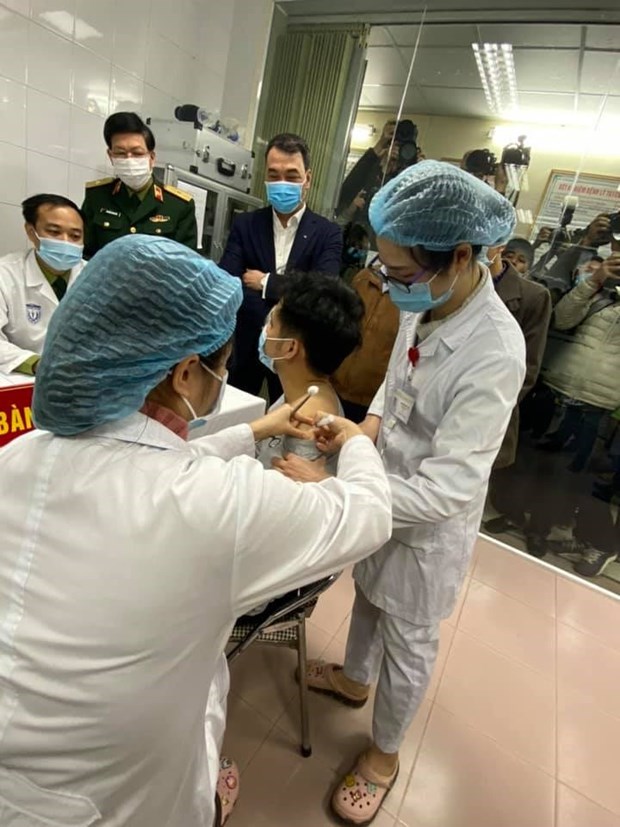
369;160;516;251
33;235;242;436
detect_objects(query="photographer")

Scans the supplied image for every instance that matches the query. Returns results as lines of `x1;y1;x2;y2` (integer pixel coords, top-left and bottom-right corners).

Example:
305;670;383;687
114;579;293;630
531;214;613;300
525;249;620;576
336;120;420;239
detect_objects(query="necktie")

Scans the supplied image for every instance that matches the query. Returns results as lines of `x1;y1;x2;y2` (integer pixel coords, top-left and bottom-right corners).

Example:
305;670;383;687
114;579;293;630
52;277;67;301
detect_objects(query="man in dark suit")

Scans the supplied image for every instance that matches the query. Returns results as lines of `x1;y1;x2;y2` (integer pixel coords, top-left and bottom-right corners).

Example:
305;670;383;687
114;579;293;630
219;133;342;401
483;238;553;551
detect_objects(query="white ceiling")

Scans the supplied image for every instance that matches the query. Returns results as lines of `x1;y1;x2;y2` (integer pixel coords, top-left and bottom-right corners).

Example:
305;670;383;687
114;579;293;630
357;23;620;122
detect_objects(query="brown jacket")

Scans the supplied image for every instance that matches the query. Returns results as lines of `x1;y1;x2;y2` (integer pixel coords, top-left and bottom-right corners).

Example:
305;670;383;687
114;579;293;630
494;265;552;467
332;269;400;407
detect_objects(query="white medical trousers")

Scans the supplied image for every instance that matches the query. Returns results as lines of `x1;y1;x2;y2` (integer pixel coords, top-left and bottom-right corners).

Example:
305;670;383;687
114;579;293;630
343;586;440;754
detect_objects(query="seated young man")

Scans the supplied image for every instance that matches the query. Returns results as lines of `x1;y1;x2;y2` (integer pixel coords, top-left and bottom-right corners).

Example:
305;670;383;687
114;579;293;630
246;273;364;617
255;272;364;474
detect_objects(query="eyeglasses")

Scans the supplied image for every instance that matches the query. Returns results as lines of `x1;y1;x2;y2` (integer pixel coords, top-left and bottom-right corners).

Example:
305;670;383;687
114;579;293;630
109;150;150;159
376;262;431;293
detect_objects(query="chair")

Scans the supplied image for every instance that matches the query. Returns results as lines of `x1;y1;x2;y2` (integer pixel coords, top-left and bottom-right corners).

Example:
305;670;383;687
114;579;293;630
227;574;340;757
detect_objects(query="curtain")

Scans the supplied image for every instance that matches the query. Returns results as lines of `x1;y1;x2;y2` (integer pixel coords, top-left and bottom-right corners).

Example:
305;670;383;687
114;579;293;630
252;24;369;214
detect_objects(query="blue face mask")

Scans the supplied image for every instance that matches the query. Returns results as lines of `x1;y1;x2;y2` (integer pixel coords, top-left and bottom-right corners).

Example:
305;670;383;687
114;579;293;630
387;270;457;314
265;182;304;215
35;234;83;272
347;246;367;262
258;326;294;373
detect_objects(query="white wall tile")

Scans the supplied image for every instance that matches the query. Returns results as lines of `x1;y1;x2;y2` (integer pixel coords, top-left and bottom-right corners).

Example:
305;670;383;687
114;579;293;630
191;62;224;114
0;142;27;205
112;0;149;79
26;150;69;198
141;83;175;121
67;162;100;205
30;0;76;38
111;66;143;113
0;202;27;257
144;31;174;97
72;43;111;116
26;88;71;160
0;7;29;84
2;0;31;14
28;21;73;101
201;21;232;77
69;106;105;168
0;0;273;256
74;0;114;60
150;0;181;46
0;78;27;146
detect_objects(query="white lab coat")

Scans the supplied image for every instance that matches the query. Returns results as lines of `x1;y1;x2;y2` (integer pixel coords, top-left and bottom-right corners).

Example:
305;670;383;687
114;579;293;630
354;274;526;625
0;413;391;826
0;249;85;373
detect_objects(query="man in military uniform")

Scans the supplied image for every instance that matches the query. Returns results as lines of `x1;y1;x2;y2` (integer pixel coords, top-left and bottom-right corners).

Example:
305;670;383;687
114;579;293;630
82;112;197;258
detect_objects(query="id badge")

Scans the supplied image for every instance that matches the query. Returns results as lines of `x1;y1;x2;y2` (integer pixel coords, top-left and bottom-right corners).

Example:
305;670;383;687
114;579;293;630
393;388;415;424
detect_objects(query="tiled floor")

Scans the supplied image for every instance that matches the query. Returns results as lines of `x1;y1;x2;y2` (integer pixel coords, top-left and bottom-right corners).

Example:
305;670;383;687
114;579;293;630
223;537;620;827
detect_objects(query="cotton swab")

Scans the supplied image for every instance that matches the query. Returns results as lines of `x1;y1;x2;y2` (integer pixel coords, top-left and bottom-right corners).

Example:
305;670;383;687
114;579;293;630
290;385;319;418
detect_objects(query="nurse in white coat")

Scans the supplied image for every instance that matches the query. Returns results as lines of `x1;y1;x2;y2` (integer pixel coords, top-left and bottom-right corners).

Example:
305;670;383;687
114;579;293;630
0;193;86;375
0;235;392;827
280;161;527;823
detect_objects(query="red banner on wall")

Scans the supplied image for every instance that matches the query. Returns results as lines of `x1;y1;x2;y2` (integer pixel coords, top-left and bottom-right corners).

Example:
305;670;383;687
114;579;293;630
0;383;35;447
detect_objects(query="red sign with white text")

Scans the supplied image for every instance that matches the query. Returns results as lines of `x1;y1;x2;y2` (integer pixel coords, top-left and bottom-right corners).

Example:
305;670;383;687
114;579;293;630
0;383;35;447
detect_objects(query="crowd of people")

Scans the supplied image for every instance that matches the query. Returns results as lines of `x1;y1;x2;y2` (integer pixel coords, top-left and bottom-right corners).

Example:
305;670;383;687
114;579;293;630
0;107;617;827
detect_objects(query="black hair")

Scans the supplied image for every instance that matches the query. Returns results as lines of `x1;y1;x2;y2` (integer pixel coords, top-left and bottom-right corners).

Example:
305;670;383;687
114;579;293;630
416;244;483;271
104;112;155;151
21;194;83;226
344;223;369;248
266;133;311;170
200;337;234;371
278;273;364;375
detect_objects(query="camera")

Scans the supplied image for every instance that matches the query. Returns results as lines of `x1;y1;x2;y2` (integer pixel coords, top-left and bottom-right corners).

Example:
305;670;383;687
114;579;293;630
463;148;497;178
501;136;531;167
394;120;418;167
608;211;620;240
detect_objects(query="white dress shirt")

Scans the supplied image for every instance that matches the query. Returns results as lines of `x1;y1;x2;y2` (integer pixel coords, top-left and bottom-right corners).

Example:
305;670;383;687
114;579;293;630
261;204;307;298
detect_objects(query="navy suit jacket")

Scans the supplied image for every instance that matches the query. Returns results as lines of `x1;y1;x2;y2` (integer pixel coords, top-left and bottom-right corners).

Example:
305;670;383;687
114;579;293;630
219;206;343;322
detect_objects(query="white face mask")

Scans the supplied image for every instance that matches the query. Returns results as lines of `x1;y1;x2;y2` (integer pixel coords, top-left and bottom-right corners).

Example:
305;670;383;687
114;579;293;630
112;157;152;191
181;364;228;428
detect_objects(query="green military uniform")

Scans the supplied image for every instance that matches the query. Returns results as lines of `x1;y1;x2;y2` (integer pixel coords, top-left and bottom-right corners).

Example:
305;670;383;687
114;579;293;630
81;177;198;259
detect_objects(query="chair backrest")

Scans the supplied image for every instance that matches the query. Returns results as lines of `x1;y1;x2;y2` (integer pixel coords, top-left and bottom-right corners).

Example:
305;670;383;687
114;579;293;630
227;573;342;662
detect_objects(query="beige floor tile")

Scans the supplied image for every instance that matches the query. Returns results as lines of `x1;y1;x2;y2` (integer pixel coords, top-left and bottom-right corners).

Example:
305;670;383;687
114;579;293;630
558;690;620;816
400;706;555;827
557;623;620;720
435;631;556;773
557;784;620;827
229;621;332;723
459;579;556;676
557;577;620;653
472;539;556;617
222;692;274;772
232;727;340;827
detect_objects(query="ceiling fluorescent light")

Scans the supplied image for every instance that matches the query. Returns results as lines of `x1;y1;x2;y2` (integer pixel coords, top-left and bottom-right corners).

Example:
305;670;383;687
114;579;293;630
517;208;533;224
472;42;518;115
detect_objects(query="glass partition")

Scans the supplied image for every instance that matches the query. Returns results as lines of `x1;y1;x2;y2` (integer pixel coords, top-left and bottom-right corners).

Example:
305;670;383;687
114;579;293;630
256;7;620;595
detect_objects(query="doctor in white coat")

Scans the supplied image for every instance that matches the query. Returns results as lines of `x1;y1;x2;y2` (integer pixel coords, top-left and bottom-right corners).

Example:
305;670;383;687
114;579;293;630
0;235;392;827
0;193;86;375
278;161;527;824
